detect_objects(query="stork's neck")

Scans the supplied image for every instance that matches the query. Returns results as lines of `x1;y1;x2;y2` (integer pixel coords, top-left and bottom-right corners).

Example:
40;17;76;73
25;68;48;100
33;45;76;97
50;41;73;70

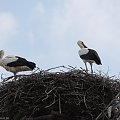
0;50;4;59
80;44;87;49
82;43;87;48
0;59;3;67
0;56;3;59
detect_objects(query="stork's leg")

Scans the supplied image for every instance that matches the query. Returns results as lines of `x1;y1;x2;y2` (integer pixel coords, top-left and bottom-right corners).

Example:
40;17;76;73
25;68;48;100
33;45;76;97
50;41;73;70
14;72;16;76
85;62;88;72
13;72;17;80
90;63;93;74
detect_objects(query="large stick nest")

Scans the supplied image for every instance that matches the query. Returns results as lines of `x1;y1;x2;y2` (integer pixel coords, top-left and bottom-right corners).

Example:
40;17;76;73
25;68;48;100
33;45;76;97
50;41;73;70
0;66;120;120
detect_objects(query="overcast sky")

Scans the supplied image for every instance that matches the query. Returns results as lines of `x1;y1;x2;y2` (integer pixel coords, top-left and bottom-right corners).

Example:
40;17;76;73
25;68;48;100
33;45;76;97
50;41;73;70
0;0;120;78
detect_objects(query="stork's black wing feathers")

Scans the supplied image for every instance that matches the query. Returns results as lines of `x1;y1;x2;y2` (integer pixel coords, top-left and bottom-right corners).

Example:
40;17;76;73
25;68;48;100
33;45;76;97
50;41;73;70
7;56;36;70
80;49;102;65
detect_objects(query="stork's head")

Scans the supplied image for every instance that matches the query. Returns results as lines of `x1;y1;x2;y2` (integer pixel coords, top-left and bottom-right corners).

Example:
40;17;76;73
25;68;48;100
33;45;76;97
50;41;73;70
77;40;87;48
0;50;4;59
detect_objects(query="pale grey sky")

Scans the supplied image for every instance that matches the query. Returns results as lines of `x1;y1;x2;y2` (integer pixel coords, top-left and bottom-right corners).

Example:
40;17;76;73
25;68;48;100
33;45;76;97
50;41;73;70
0;0;120;77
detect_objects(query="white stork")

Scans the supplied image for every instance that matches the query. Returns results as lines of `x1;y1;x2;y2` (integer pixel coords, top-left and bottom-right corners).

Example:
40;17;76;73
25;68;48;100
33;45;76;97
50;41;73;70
77;40;102;73
0;50;36;76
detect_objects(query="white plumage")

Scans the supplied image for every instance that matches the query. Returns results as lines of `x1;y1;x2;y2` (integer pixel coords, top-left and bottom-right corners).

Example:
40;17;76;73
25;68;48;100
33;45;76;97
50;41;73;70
2;55;18;65
0;50;36;76
77;40;102;73
79;48;89;56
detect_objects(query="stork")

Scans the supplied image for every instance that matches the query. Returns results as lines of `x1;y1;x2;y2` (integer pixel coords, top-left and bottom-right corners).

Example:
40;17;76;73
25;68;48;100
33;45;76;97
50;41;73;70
77;40;102;73
0;50;36;76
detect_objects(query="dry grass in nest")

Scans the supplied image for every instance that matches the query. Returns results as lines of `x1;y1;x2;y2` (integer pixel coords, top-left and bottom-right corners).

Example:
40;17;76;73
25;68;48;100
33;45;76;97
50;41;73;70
0;66;119;120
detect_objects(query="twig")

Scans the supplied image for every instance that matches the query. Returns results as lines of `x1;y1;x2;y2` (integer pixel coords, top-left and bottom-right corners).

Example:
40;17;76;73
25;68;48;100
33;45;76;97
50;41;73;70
83;94;88;109
96;92;120;120
13;88;20;103
58;94;61;114
45;93;57;108
45;66;66;72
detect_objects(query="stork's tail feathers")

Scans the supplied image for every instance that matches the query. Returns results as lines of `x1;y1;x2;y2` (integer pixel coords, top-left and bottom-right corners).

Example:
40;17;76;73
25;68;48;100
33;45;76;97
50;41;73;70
96;60;102;65
27;62;36;70
98;63;102;65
